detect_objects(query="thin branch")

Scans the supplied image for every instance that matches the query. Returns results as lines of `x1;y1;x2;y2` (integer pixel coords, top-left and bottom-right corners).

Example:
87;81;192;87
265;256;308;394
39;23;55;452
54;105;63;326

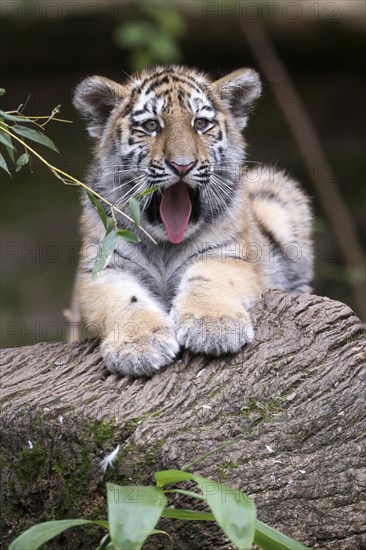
182;435;244;471
0;123;157;245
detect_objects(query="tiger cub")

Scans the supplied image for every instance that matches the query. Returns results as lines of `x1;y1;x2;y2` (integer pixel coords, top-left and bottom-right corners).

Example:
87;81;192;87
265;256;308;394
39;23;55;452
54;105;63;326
73;65;312;377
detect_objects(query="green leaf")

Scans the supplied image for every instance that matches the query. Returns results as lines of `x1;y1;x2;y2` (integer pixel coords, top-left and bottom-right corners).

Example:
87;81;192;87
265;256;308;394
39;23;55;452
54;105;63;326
12;124;59;152
9;519;97;550
254;519;310;550
0;130;16;163
141;3;185;36
92;231;118;277
0;152;11;176
97;533;113;550
106;217;115;234
87;191;109;231
113;22;156;48
129;197;140;227
136;186;159;197
117;229;140;244
15;153;29;172
0;109;34;124
194;477;256;550
164;488;205;501
150;34;182;63
0;130;16;151
156;470;256;549
161;508;214;521
155;469;193;487
107;483;167;550
0;131;16;150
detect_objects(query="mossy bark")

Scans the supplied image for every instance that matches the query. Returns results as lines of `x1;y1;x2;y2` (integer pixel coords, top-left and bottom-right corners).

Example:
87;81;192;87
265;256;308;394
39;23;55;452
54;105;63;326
1;290;365;549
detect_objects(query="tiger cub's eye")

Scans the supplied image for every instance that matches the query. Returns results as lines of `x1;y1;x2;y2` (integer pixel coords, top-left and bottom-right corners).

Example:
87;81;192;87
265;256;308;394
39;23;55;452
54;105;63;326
194;118;210;131
142;119;160;133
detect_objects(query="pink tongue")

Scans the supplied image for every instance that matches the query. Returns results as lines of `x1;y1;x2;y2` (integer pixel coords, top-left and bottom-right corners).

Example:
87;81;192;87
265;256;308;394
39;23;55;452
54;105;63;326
160;181;192;244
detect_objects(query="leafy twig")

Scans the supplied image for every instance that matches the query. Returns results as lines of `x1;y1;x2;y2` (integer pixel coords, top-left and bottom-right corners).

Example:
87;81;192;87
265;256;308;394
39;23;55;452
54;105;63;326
0;122;157;244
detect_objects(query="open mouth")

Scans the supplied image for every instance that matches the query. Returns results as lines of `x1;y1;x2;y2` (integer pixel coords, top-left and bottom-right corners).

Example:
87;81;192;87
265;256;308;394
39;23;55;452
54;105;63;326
146;181;200;244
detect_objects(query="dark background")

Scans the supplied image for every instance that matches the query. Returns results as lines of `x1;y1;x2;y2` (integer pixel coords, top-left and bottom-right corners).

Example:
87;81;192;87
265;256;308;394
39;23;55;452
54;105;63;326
1;0;365;348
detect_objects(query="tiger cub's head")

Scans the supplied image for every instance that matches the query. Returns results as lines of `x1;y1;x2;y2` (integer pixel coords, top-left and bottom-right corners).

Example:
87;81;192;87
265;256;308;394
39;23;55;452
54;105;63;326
74;65;261;244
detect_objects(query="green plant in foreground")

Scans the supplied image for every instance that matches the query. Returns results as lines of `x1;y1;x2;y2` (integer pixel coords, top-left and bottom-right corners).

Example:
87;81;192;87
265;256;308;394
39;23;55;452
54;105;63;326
0;89;158;277
10;467;309;550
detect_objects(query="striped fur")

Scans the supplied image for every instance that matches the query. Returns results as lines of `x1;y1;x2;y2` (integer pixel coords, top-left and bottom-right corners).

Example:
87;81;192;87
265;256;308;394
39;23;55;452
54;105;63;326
73;65;313;377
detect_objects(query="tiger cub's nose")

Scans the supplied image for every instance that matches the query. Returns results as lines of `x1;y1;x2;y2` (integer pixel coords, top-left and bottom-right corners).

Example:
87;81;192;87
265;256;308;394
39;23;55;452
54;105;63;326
168;161;196;176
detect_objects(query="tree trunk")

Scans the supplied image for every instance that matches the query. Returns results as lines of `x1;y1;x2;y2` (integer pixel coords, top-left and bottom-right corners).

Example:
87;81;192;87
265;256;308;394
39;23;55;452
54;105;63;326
1;290;365;549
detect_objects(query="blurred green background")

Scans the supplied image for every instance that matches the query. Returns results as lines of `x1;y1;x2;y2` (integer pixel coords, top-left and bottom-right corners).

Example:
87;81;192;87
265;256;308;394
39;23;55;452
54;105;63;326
1;0;365;348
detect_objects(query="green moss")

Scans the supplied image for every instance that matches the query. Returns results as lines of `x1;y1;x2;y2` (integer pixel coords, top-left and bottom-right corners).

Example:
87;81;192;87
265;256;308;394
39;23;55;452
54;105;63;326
3;416;121;547
239;396;288;422
225;461;239;469
112;436;167;485
14;443;48;485
355;428;366;438
49;434;98;519
86;418;118;446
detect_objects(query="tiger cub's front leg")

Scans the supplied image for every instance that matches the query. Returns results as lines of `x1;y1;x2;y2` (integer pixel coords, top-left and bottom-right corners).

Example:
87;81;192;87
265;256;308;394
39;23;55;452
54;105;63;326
171;259;262;355
79;270;179;377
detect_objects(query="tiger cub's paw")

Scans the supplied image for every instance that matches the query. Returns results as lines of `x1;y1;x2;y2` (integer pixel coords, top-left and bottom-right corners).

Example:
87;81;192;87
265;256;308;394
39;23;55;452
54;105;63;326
101;320;179;377
170;304;254;357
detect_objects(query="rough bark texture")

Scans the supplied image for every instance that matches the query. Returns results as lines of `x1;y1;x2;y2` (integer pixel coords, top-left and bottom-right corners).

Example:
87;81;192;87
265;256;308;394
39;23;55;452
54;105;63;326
1;290;365;549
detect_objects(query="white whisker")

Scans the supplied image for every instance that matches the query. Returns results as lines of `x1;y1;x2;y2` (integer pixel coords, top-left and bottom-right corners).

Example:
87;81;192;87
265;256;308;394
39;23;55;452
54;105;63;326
115;177;149;206
103;173;147;198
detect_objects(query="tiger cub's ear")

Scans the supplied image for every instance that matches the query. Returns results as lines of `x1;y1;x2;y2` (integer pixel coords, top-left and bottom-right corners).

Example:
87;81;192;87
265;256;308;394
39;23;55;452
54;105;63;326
73;76;125;138
212;68;261;130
